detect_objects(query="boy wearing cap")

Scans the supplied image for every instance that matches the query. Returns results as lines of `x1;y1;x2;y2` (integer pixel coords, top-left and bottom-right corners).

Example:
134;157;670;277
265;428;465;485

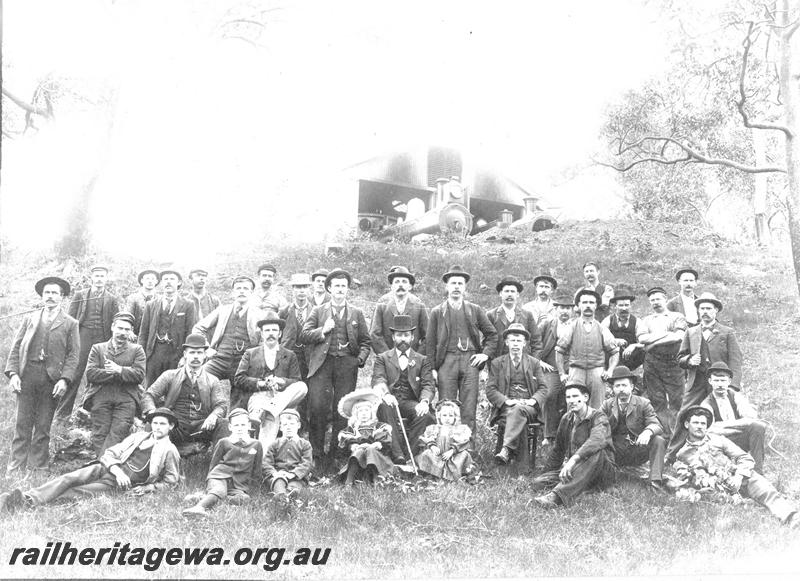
370;266;428;354
0;408;180;511
125;269;160;336
58;266;121;421
186;268;220;320
666;267;699;326
5;277;80;472
537;291;574;444
139;270;197;386
263;409;313;495
82;312;146;455
522;272;558;324
252;263;288;313
486;323;548;464
310;269;331;306
486;276;542;358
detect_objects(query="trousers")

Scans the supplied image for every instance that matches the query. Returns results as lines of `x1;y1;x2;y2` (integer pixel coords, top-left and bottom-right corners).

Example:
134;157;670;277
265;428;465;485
10;362;58;471
307;355;358;460
613;433;666;481
497;403;540;450
743;472;797;523
56;327;105;420
709;419;767;473
90;391;137;455
248;382;308;452
437;352;479;435
541;371;565;439
145;342;181;387
643;353;684;439
376;399;436;461
533;449;615;506
566;366;606;409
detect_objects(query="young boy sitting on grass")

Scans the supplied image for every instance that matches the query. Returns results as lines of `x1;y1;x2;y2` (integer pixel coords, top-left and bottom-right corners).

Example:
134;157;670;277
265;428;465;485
183;408;263;517
263;409;313;496
337;389;395;485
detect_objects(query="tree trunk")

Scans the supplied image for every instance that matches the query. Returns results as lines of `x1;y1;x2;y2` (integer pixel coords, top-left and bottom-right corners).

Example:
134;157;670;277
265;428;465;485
752;129;770;246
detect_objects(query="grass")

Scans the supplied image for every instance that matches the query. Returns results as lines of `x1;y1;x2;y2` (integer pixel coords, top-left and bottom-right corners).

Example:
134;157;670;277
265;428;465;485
0;219;799;578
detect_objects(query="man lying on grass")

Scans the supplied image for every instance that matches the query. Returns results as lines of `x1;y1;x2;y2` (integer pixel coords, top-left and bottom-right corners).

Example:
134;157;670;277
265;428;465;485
0;408;180;511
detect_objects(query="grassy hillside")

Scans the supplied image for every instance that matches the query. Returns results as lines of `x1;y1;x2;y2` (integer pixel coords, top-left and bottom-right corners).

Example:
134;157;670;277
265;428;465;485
0;218;798;579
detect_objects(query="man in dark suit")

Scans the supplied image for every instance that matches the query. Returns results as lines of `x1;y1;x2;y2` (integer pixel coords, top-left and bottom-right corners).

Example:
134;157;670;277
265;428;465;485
125;269;160;337
138;270;197;386
601;365;665;488
234;317;307;451
486;323;548;465
372;315;436;463
57;265;120;421
300;268;370;467
486;275;542;358
370;266;428;355
278;273;315;380
5;277;80;471
666;267;699;326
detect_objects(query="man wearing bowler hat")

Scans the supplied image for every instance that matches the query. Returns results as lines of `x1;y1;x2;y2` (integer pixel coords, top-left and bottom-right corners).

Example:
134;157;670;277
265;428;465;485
523;271;558;324
185;268;220;320
372;314;436;463
486;323;548;465
486;275;542;358
601;285;646;374
4;277;80;472
143;334;228;451
139;270;197;386
601;365;665;489
57;265;120;422
125;269;160;336
537;291;574;444
667;267;700;326
278;273;316;380
370;266;428;355
426;265;498;438
300;268;371;468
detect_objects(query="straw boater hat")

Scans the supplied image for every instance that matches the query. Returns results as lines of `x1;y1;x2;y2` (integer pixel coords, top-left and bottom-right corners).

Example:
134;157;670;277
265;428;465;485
325;268;353;289
442;265;471;283
387;266;416;286
34;276;70;297
289;273;313;286
145;407;178;425
338;388;380;419
495;275;523;293
257;316;285;330
533;272;558;290
574;288;601;306
389;314;416;333
694;292;723;312
675;267;699;281
137;269;160;285
679;405;714;427
609;285;636;303
502;322;530;341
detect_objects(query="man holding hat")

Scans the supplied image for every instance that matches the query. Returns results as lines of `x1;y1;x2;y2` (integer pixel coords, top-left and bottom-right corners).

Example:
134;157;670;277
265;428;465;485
186;268;220;320
486;275;542;358
532;383;615;508
555;288;619;409
252;263;288;313
601;285;646;373
142;334;228;450
674;405;799;527
58;265;121;422
125;269;160;336
667;267;700;326
139;270;197;386
537;291;575;443
300;268;371;467
372;314;437;462
82;312;146;455
0;408;180;511
486;323;548;464
637;286;687;438
523;271;558;324
234;316;308;451
278;273;316;380
370;266;428;355
310;268;331;307
426;265;498;437
600;365;665;488
5;277;79;472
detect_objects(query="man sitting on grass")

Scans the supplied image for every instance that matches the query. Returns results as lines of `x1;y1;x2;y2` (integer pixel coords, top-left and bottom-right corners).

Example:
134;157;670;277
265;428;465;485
0;408;180;511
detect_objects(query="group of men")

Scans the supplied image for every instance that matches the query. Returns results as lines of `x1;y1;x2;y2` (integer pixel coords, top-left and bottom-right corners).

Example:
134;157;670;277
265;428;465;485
1;260;794;526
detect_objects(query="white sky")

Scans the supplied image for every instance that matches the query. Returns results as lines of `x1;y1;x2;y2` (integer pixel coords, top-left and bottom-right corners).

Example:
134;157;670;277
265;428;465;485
1;0;668;258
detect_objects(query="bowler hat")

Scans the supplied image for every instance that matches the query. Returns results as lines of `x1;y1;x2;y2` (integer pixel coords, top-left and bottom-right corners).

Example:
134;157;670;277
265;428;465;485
35;276;70;297
502;322;530;341
609;365;637;381
257;263;277;274
496;275;523;293
646;286;668;297
706;361;733;377
533;273;558;290
137;269;160;285
338;388;380;419
146;407;178;425
387;266;416;286
552;291;575;307
610;285;636;303
442;265;471;283
231;275;256;290
289;273;313;286
159;269;183;282
389;314;416;333
679;405;714;427
695;292;723;312
112;312;136;327
182;333;209;350
675;267;699;282
256;316;285;330
574;288;601;306
311;268;329;280
325;268;352;289
564;383;591;397
188;268;208;277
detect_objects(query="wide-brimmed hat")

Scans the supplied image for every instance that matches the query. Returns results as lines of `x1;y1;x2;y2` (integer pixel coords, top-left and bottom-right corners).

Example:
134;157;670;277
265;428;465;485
325;268;352;290
35;276;70;297
610;285;636;303
289;273;312;286
502;322;530;341
311;268;329;280
137;269;161;285
533;273;558;290
675;267;699;282
231;275;256;289
146;407;178;425
695;292;723;311
257;316;285;330
442;265;471;283
707;361;733;378
552;291;575;307
182;333;209;350
389;314;416;333
609;365;637;382
646;286;668;297
679;405;714;427
188;268;208;277
338;388;380;419
574;288;601;306
387;266;416;286
564;382;591;397
496;275;523;293
159;269;183;282
112;312;136;327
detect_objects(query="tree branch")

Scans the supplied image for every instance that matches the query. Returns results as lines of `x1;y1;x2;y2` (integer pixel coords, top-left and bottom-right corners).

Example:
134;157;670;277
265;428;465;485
1;87;52;118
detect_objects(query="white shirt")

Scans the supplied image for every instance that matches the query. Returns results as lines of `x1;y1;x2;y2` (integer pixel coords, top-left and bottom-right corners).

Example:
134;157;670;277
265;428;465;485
263;345;279;369
681;294;698;324
501;305;516;323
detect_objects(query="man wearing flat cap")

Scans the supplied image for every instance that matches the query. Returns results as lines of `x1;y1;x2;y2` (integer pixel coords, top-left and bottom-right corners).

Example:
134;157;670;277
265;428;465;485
487;275;542;359
4;277;80;472
637;286;687;439
370;266;428;355
667;267;700;326
82;312;146;455
252;263;288;313
310;268;331;307
426;265;498;438
523;271;558;325
486;323;548;465
300;268;371;468
186;268;220;320
194;275;265;408
125;269;160;337
58;265;120;422
139;270;197;386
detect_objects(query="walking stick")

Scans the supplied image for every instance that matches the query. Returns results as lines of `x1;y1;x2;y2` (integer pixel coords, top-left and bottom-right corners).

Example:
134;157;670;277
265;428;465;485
394;402;418;475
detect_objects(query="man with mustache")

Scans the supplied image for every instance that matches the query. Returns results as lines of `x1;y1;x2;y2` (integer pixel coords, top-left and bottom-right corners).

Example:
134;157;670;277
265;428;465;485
185;268;220;320
576;262;614;321
125;269;160;337
666;267;700;327
601;286;646;376
370;266;428;355
252;264;288;313
537;291;574;445
486;275;542;358
5;277;80;472
523;272;558;324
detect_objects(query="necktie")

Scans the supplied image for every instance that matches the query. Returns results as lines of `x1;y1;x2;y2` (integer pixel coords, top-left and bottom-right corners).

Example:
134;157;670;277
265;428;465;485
399;351;408;370
296;307;306;328
512;355;520;368
165;298;173;313
235;304;243;318
189;369;198;386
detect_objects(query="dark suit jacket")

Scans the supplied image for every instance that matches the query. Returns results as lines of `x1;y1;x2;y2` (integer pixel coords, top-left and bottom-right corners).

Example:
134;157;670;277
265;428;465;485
486;305;543;358
679;322;743;388
543;407;613;472
667;294;696;317
234;345;302;393
83;339;146;409
142;367;227;420
371;348;435;403
138;296;197;356
278;302;315;351
5;309;80;384
538;317;559;367
69;288;120;339
370;295;428;354
485;353;548;425
299;302;371;377
425;300;498;369
600;395;663;444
